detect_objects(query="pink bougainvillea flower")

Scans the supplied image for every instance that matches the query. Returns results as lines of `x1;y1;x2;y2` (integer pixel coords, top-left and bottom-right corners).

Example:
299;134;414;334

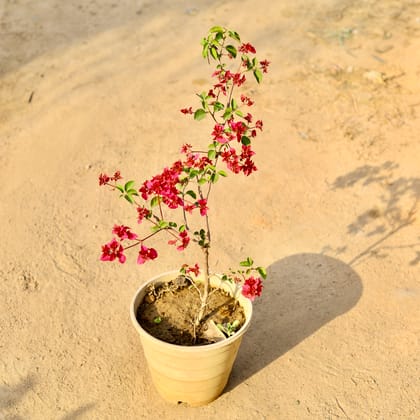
239;42;256;54
260;59;270;73
232;72;246;87
177;231;190;251
180;143;192;154
196;198;208;216
183;203;196;214
112;171;122;181
100;239;126;263
180;107;193;114
207;89;216;98
99;171;122;186
241;276;263;301
112;225;138;241
240;94;254;106
212;124;229;144
186;263;200;276
139;161;184;209
229;120;248;142
244;113;253;123
137;245;158;265
255;120;263;130
221;148;241;174
184;153;212;170
136;206;151;224
99;173;110;186
168;230;190;251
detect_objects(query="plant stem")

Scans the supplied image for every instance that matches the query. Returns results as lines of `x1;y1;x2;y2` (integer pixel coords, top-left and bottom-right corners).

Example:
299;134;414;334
196;245;210;326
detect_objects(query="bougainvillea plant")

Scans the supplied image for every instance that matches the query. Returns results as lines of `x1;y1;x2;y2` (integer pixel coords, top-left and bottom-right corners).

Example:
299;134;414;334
99;26;269;329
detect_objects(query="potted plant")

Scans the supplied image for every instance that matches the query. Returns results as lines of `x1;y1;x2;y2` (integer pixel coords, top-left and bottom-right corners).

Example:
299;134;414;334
99;26;270;406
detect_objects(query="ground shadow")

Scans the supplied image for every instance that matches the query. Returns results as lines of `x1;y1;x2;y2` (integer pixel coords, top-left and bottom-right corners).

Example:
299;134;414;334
0;374;36;419
227;253;362;389
0;1;142;77
326;161;420;266
60;403;96;420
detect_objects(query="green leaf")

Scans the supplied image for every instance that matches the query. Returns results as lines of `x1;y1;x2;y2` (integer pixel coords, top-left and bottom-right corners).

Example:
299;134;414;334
228;30;241;42
124;194;134;204
153;316;162;324
194;108;207;121
218;170;228;177
208;149;216;160
158;221;169;229
257;266;267;279
124;180;135;191
235;109;244;117
210;25;224;34
222;107;232;120
210;45;219;60
189;169;199;178
226;44;237;58
240;257;254;267
210;172;220;183
115;185;124;193
253;68;263;84
241;136;251;146
185;190;197;199
179;225;186;232
198;177;207;185
231;98;237;110
150;196;160;208
215;32;224;43
126;189;138;196
213;101;224;112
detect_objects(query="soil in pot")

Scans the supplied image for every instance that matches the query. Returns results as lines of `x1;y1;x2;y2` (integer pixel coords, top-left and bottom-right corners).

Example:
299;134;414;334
136;275;246;346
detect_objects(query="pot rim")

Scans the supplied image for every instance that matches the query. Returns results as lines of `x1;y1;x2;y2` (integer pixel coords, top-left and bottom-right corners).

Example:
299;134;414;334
130;270;253;350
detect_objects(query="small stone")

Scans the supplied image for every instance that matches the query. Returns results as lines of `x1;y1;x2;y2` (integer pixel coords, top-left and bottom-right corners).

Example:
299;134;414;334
375;44;394;54
363;70;384;84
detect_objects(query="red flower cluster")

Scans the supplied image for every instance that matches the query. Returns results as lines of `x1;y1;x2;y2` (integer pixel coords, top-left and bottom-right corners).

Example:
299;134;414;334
101;239;126;264
221;145;257;176
241;276;263;301
260;59;270;73
99;171;122;186
184;153;212;170
240;94;254;106
239;43;256;54
212;69;247;94
180;107;193;114
137;245;158;264
137;206;151;224
186;263;200;276
168;230;190;251
112;225;138;240
196;199;208;216
140;161;183;209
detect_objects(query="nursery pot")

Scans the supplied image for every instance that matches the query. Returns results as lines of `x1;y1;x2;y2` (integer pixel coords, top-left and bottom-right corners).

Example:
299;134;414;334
130;271;253;406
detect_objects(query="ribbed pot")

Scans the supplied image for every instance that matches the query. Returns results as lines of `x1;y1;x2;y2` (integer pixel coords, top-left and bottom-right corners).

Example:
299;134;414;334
130;271;253;406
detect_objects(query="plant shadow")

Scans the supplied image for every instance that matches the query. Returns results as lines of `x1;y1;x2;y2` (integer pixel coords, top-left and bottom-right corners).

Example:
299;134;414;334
325;161;420;266
60;403;96;420
0;374;35;413
226;253;363;390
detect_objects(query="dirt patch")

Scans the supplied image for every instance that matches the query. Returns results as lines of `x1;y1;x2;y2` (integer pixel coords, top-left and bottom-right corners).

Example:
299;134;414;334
136;276;246;346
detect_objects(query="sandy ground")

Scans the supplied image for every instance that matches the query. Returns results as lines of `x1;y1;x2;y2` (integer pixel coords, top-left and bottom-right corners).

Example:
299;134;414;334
1;0;419;418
